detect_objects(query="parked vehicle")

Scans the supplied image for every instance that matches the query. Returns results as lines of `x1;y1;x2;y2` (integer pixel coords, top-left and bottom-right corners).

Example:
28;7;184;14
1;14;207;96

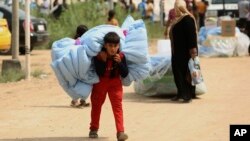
0;18;11;53
206;0;239;18
0;5;49;55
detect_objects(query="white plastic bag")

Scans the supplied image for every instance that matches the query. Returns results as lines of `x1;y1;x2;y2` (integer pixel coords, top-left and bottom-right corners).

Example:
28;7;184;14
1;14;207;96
195;81;207;95
188;57;204;85
236;32;250;56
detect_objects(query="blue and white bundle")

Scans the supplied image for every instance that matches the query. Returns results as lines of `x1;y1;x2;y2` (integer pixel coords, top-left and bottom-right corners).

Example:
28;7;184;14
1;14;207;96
51;15;150;100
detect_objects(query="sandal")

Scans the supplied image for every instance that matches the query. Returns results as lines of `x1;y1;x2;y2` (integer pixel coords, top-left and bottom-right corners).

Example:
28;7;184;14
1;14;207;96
89;130;98;138
70;100;78;107
117;132;128;141
77;99;90;108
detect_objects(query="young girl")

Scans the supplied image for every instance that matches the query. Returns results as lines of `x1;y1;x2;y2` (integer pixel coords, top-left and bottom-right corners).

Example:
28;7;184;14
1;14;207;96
89;32;128;141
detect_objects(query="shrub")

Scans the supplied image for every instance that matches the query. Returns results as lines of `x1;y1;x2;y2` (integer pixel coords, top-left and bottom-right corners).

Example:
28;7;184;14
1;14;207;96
0;70;25;83
32;1;163;49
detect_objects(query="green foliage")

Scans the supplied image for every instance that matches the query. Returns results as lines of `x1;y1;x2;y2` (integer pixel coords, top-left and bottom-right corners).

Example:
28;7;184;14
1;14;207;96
0;70;25;83
33;1;164;49
31;69;45;78
145;21;164;39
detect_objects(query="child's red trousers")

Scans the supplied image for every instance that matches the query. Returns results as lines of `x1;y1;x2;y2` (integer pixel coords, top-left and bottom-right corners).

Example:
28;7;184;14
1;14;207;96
90;76;124;133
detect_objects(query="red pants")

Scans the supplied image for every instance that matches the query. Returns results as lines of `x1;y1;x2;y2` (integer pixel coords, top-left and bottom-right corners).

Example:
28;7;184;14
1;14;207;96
90;77;124;132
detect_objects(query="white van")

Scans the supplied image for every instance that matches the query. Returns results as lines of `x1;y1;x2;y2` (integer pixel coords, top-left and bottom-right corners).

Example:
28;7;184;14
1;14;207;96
206;0;239;18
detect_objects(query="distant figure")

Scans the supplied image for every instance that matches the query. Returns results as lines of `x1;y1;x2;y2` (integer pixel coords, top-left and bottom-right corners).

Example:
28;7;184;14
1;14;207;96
113;0;118;8
70;24;89;108
196;0;208;28
138;0;147;18
119;0;128;10
146;0;154;21
185;0;193;12
107;10;119;26
51;0;63;19
164;8;175;38
62;0;68;9
159;0;165;26
191;0;199;26
74;24;88;45
39;0;50;15
128;0;136;13
238;0;250;30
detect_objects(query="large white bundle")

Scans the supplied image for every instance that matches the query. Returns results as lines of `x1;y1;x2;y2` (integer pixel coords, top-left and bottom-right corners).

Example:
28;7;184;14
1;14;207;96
80;25;125;57
198;26;250;57
236;32;250;56
134;56;207;96
51;16;150;100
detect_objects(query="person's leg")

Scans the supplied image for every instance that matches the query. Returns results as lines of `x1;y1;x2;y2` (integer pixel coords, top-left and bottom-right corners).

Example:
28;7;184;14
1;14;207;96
245;21;250;38
181;68;192;102
89;82;108;132
173;61;192;102
171;63;182;100
199;13;205;28
248;44;250;56
108;80;124;132
191;85;196;98
108;79;128;140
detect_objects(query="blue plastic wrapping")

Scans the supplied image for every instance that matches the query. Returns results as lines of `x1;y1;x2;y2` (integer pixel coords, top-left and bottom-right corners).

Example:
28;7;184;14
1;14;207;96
51;16;150;100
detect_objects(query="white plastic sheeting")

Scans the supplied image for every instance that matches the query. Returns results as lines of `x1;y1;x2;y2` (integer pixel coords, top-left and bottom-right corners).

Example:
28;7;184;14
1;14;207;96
134;55;207;96
198;26;250;57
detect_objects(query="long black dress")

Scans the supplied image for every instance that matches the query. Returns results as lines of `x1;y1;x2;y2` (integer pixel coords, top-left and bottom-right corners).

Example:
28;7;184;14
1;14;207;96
170;15;197;100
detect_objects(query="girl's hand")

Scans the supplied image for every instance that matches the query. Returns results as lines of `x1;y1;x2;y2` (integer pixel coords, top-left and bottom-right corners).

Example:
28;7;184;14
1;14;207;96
113;54;121;63
98;51;107;62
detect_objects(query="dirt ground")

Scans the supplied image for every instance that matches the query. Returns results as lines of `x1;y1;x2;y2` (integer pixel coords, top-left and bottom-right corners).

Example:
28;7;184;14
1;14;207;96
0;49;250;141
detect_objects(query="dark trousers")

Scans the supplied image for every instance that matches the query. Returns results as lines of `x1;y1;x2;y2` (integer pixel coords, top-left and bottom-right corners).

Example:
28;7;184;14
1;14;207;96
238;18;247;30
245;21;250;38
198;13;205;28
172;62;195;100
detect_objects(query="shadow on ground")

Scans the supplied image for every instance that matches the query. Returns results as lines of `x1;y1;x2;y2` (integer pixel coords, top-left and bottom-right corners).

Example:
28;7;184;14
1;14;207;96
123;92;177;104
123;92;202;104
0;137;109;141
29;105;77;109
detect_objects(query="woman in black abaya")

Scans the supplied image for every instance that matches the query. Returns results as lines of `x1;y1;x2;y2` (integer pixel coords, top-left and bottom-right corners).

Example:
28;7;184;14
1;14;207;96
169;0;198;103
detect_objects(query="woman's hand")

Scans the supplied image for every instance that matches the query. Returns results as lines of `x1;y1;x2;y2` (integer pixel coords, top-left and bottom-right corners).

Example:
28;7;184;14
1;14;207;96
113;54;121;63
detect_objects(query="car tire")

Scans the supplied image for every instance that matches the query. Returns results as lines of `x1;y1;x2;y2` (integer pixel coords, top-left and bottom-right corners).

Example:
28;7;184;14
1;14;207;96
19;46;34;55
0;47;11;55
0;46;34;55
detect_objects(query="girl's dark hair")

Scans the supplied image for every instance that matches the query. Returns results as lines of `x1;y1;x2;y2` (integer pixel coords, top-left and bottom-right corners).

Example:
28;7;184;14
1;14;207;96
74;24;88;39
104;32;120;44
108;10;115;21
